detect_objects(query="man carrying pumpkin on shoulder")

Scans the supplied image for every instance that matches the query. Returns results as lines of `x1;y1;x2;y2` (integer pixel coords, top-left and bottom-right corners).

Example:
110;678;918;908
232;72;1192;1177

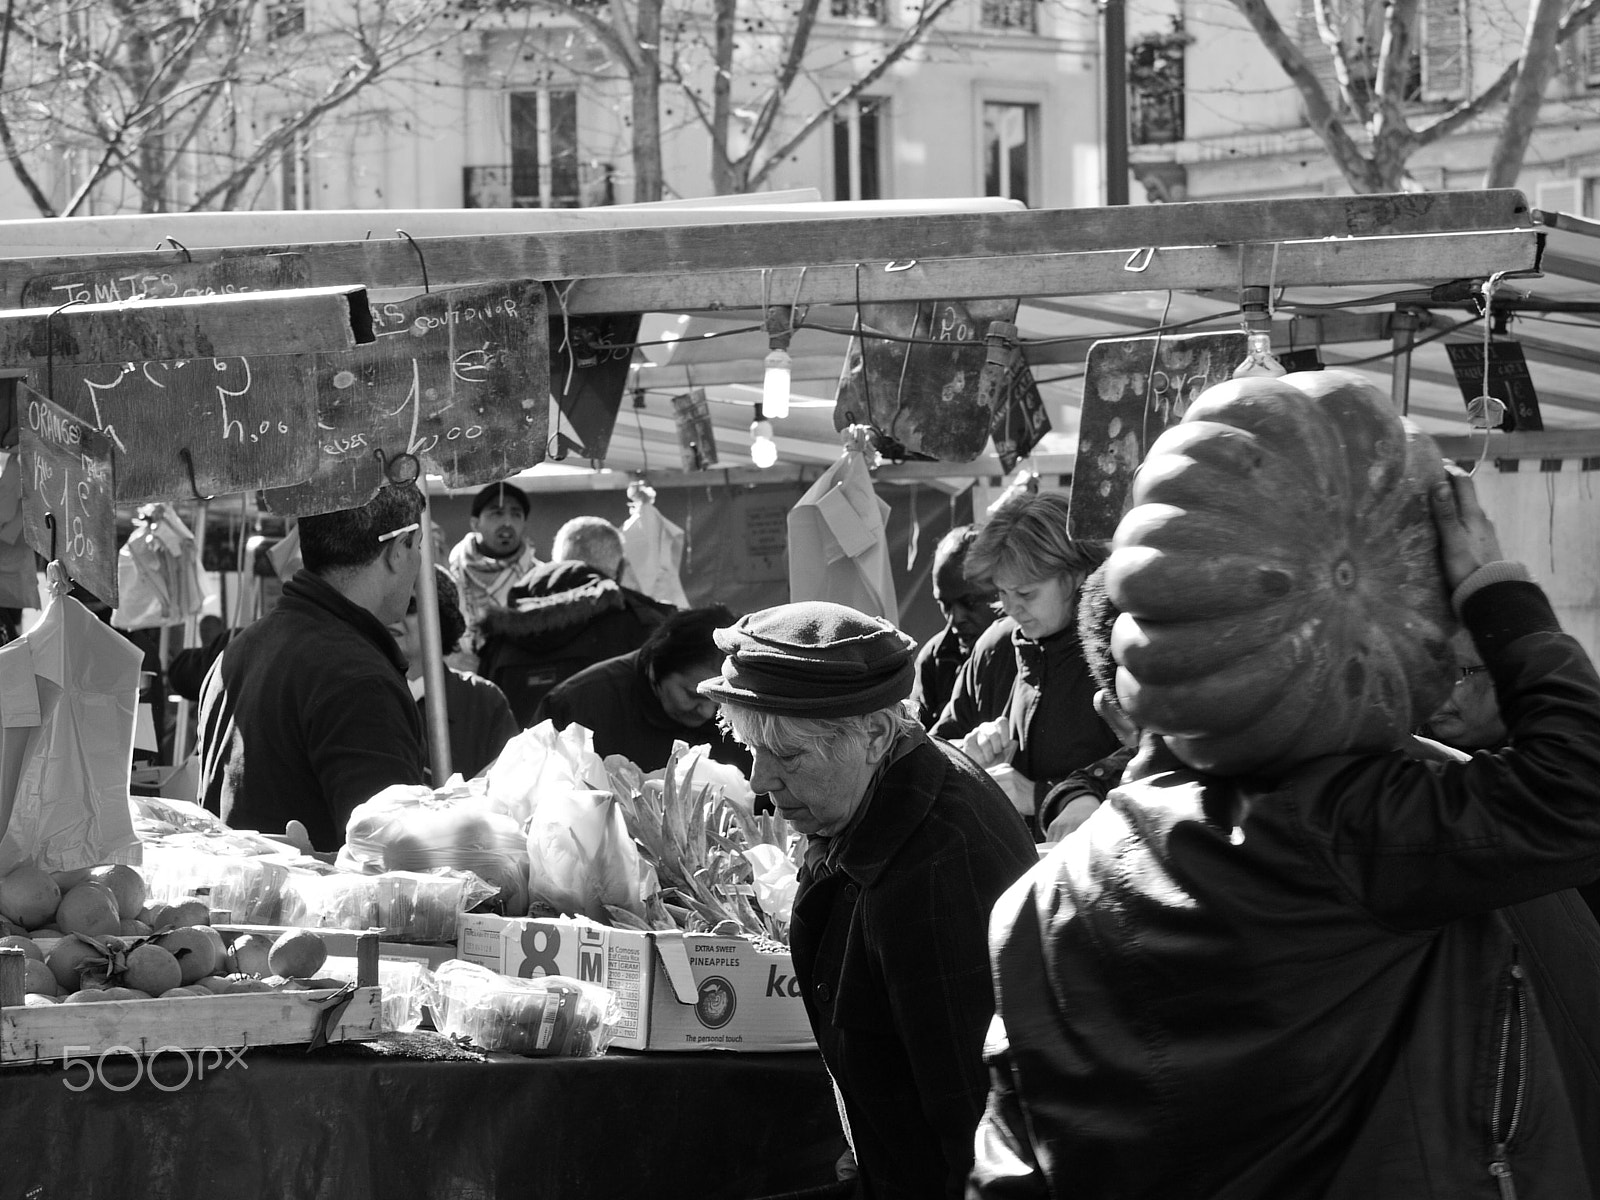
970;372;1600;1200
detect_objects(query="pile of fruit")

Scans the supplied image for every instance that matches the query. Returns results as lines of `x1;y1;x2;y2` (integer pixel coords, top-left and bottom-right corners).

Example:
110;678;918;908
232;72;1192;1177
0;861;343;1004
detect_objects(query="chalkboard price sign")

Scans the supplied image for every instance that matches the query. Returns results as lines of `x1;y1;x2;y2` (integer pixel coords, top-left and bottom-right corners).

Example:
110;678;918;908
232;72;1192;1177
30;254;324;503
16;383;117;606
46;355;321;503
1069;331;1247;541
264;281;550;517
834;299;1019;463
1445;341;1543;432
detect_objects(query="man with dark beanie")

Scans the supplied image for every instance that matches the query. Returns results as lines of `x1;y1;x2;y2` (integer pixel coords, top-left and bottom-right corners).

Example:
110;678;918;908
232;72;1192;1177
701;601;1036;1200
448;480;541;673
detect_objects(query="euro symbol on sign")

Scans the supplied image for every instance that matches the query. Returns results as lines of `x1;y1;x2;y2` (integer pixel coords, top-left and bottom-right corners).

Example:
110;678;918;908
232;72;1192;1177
453;346;498;383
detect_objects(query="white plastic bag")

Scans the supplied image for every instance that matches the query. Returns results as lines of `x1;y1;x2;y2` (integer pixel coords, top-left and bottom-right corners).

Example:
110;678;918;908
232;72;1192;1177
485;720;608;826
112;504;205;630
0;570;142;873
525;788;645;924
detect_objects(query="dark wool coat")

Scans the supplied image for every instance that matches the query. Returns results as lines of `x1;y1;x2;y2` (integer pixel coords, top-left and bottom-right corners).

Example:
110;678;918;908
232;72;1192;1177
475;560;672;725
971;580;1600;1200
198;570;426;851
427;668;520;781
910;622;969;729
533;649;751;774
934;615;1121;818
790;732;1036;1200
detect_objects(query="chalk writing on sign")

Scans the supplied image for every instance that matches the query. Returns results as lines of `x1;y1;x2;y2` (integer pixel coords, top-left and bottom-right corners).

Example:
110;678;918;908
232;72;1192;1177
263;281;549;517
17;383;117;606
20;254;311;308
47;354;320;503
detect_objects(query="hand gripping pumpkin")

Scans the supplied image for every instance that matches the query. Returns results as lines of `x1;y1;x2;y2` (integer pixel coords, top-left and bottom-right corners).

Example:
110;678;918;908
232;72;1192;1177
1104;370;1458;776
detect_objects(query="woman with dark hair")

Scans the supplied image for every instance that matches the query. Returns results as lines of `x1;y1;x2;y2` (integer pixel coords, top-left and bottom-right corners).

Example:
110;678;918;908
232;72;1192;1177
932;491;1121;832
388;566;520;780
534;604;752;773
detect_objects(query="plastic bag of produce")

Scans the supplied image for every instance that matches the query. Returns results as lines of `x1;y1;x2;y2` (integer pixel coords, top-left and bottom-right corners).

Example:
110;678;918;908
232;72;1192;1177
321;956;438;1033
140;844;292;924
431;959;618;1056
278;867;497;942
526;788;644;925
484;720;607;826
339;782;528;915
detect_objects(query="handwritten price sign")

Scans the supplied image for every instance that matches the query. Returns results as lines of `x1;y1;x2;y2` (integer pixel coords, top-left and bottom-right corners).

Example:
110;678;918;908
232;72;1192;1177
25;254;323;502
17;383;117;606
264;281;549;516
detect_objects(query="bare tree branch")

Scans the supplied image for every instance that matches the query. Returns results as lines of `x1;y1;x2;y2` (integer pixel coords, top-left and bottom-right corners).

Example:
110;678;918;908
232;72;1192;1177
0;0;56;215
1227;0;1383;190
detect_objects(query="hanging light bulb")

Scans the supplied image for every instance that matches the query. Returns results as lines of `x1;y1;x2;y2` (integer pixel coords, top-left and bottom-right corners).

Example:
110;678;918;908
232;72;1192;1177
1232;329;1286;379
750;403;778;469
1232;287;1286;379
762;347;792;419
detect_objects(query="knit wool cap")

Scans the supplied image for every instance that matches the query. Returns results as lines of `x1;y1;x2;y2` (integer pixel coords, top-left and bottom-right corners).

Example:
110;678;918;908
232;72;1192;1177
698;601;917;718
471;481;530;518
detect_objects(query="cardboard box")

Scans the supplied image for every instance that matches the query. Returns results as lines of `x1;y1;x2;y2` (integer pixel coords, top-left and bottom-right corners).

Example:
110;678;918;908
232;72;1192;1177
457;914;816;1052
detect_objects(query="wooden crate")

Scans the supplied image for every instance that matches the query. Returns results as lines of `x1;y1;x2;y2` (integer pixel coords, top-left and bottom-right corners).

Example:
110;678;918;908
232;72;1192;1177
0;932;383;1065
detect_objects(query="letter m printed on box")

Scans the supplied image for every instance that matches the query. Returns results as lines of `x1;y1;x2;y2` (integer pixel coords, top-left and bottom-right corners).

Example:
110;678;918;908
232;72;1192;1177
578;925;605;984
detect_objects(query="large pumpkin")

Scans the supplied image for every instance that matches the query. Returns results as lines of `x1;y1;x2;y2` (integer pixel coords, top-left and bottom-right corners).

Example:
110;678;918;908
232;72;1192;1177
1104;370;1458;776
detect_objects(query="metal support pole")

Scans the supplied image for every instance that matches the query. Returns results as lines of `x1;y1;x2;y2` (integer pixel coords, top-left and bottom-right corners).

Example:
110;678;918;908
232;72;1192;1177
1103;0;1129;205
171;498;208;763
416;500;453;783
1390;307;1421;414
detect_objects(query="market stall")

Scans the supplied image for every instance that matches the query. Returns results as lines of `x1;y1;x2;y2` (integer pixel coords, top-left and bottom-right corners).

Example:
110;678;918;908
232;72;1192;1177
0;186;1572;1199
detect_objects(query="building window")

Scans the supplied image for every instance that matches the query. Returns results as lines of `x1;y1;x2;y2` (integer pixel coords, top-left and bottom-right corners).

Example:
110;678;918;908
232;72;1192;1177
829;0;883;20
511;89;580;208
980;0;1037;31
1583;23;1600;90
1415;0;1467;102
833;97;885;200
279;127;312;210
983;101;1035;207
1129;23;1188;145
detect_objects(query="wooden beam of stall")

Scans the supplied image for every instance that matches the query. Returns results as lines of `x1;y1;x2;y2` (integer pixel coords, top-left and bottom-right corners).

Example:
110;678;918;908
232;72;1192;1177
556;231;1541;314
0;190;1535;309
0;286;373;366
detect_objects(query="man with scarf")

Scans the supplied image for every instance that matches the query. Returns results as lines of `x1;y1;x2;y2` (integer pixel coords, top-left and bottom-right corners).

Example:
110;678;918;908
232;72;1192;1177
702;602;1036;1199
447;481;542;673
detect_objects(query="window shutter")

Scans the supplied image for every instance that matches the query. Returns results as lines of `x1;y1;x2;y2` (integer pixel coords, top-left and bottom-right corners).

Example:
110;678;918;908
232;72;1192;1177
1295;0;1344;111
1420;0;1467;102
1536;178;1582;216
1584;23;1600;90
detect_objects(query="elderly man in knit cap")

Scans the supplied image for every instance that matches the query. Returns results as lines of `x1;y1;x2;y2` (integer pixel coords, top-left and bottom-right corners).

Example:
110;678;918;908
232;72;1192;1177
447;481;542;673
701;601;1036;1200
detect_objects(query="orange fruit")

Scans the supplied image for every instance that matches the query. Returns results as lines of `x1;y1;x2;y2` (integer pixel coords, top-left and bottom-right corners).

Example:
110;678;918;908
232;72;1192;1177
0;935;43;963
0;866;61;929
46;936;107;993
122;944;183;996
90;866;146;919
55;884;120;938
155;927;219;984
268;930;327;980
22;959;57;996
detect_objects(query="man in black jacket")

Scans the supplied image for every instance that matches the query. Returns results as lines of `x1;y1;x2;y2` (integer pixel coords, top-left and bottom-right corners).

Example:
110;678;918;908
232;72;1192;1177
198;485;427;851
477;516;673;724
971;474;1600;1199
